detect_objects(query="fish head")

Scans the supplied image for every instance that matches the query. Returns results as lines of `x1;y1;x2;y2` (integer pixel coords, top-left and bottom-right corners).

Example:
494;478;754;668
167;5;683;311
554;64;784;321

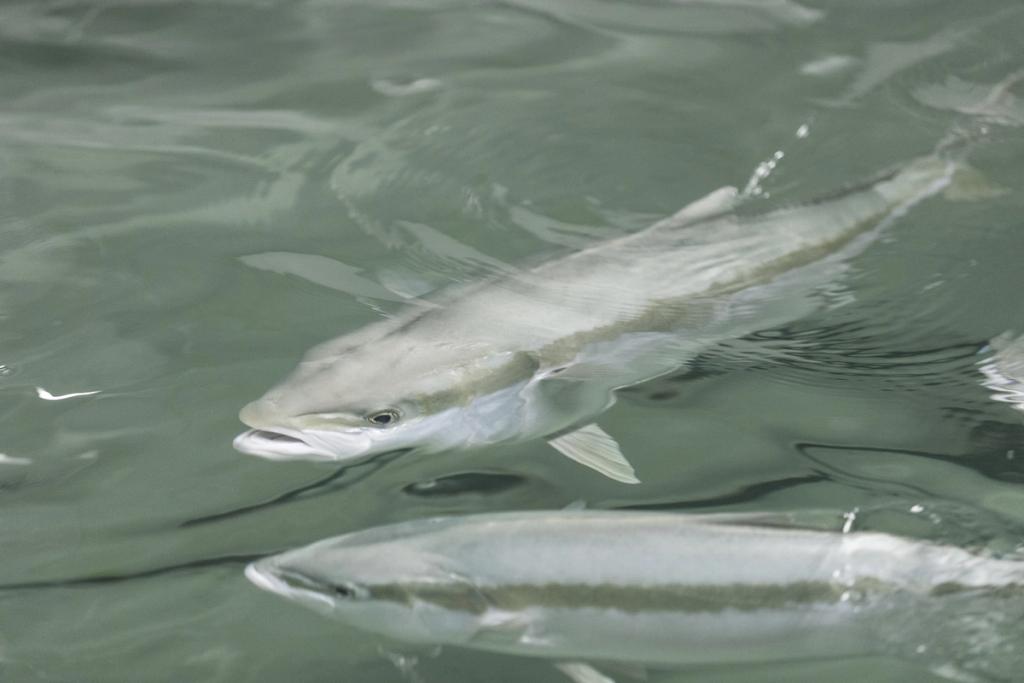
234;332;542;463
246;520;488;644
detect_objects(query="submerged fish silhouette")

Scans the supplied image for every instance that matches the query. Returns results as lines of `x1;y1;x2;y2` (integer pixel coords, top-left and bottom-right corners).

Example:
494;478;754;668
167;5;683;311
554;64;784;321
235;154;989;482
247;510;1024;682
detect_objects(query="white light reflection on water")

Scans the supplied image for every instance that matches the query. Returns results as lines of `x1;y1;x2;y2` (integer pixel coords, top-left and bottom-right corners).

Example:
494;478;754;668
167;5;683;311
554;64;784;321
979;333;1024;415
34;387;101;401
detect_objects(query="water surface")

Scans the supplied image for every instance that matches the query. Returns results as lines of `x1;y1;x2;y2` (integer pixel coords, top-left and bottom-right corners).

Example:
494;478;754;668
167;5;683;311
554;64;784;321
2;1;1024;681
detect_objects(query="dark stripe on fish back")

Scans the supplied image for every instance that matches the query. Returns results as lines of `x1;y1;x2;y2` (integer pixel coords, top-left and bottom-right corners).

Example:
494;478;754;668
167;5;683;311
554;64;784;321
403;171;903;411
801;166;900;207
369;579;889;615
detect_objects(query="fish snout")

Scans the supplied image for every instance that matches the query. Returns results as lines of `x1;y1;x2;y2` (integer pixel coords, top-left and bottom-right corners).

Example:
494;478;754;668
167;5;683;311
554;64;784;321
234;400;327;461
245;560;336;612
245;559;285;594
239;398;282;430
235;399;317;459
234;400;376;461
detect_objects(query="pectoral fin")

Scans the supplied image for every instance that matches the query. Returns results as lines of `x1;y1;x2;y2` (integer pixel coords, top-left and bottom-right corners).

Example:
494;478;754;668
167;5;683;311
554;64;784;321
535;331;706;388
547;424;639;484
555;662;617;683
537;362;629;382
472;609;556;650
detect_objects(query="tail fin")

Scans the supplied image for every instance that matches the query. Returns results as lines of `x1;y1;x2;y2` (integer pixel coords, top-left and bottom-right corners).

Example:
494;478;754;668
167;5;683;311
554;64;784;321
925;70;1022;201
933;66;1024;156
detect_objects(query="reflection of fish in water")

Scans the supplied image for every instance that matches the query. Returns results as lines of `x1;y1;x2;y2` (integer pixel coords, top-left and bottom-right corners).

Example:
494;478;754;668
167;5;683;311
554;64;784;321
235;154;993;483
247;510;1024;683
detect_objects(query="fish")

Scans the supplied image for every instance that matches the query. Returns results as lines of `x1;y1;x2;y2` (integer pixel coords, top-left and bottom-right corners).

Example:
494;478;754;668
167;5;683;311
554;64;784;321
246;510;1024;682
980;331;1024;415
235;153;992;482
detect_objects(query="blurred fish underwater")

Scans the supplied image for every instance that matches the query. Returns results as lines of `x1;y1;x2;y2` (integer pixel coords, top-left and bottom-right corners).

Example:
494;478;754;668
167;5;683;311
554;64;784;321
249;510;1024;682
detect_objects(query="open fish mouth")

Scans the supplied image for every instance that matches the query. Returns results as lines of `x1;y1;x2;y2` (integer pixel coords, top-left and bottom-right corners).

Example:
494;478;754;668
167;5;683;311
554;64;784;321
233;428;334;461
233;425;376;462
245;561;335;610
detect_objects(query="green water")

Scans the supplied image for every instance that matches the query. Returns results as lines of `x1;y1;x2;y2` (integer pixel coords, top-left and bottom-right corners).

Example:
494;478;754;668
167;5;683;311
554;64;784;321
2;0;1024;681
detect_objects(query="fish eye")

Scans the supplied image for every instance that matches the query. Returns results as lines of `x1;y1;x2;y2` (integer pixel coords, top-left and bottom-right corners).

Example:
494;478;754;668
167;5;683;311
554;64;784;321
333;583;356;599
331;582;367;600
367;409;400;426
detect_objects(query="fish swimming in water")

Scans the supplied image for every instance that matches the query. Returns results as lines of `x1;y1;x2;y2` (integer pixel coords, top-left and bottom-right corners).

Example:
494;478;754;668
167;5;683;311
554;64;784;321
246;510;1024;682
235;153;991;482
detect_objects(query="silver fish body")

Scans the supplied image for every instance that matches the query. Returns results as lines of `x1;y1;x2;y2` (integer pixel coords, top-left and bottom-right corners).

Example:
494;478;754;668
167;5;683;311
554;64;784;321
246;511;1024;669
235;156;978;480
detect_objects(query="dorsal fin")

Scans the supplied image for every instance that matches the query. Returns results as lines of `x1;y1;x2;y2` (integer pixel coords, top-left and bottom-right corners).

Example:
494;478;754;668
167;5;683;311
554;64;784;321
651;186;739;231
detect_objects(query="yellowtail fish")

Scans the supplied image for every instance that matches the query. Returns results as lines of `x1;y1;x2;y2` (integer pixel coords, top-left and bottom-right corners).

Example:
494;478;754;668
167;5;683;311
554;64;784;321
235;154;990;482
246;510;1024;682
